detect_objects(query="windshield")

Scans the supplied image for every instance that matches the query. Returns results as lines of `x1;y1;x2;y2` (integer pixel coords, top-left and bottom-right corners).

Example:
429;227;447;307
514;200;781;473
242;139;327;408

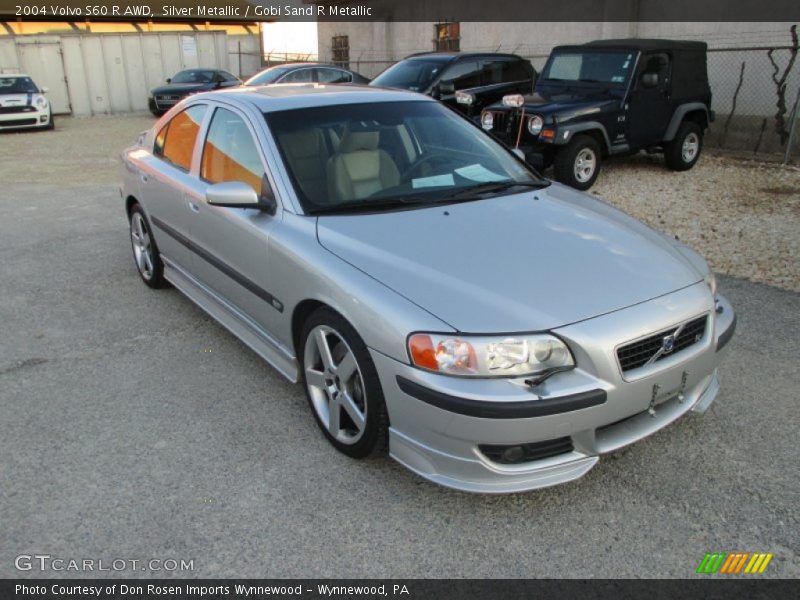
171;70;215;84
541;51;635;85
245;66;292;86
266;101;546;214
370;59;449;92
0;76;39;94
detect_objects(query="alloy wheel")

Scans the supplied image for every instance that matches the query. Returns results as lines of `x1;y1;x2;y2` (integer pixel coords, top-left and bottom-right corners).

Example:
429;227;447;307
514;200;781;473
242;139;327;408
304;325;367;445
682;132;700;163
574;147;597;183
130;212;154;280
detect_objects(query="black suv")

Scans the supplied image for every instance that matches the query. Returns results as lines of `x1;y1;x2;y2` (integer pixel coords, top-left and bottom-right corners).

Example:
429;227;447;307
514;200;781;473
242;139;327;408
480;39;714;189
370;52;535;116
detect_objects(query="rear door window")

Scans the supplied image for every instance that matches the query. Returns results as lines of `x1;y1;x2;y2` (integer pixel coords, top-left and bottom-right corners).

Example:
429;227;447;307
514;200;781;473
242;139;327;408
440;60;482;89
316;68;351;83
155;104;207;171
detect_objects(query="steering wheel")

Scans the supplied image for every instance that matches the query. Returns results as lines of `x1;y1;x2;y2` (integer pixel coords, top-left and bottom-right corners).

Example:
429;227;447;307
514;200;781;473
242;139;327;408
402;153;452;180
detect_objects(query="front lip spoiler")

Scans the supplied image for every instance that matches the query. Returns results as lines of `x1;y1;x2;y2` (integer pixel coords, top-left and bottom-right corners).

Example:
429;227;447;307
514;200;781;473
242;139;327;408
396;376;606;419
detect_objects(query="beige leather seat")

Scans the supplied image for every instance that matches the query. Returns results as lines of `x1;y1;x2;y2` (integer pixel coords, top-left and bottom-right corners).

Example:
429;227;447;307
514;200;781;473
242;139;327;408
326;129;400;202
282;128;331;203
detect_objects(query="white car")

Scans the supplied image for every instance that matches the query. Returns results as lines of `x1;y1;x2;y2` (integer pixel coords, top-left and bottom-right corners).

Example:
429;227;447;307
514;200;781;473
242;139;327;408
0;74;53;131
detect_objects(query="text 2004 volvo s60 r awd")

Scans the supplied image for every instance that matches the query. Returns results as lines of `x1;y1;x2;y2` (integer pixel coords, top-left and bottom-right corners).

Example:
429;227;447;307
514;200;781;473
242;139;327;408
120;84;736;493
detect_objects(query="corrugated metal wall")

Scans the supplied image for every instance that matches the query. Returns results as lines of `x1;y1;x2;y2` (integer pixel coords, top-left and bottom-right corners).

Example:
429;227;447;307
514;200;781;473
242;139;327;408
0;30;260;116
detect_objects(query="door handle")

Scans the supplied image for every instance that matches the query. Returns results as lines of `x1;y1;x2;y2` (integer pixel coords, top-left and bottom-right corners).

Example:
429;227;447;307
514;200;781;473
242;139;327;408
188;201;200;213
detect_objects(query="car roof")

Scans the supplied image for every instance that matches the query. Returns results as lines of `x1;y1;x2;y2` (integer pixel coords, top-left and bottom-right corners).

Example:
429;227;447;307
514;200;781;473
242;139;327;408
189;83;434;112
404;52;523;61
562;38;707;52
0;73;30;78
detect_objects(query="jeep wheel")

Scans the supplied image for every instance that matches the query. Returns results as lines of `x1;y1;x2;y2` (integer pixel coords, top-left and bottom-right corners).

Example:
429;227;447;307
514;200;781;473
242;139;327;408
665;122;703;171
553;135;602;190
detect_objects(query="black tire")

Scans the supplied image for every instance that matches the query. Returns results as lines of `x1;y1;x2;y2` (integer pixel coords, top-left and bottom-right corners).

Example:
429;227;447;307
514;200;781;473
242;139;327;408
150;109;165;117
45;111;54;130
553;134;603;190
665;121;703;171
129;203;167;288
300;307;389;459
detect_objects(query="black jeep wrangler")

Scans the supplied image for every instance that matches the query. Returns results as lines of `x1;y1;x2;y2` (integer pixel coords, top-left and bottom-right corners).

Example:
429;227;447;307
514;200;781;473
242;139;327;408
478;39;714;189
370;52;536;116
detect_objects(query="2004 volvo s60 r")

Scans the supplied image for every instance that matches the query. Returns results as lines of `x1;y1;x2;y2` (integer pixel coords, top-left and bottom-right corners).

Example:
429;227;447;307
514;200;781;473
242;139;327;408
120;84;736;493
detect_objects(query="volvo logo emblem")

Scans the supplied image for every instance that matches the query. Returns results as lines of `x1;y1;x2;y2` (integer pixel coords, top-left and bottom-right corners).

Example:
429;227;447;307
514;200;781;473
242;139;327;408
662;334;676;354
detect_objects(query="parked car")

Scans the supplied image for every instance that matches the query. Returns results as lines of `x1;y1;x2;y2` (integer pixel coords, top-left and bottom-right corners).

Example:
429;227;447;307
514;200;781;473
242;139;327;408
120;84;735;493
148;69;241;116
244;63;370;86
370;52;535;116
0;74;53;131
479;39;714;189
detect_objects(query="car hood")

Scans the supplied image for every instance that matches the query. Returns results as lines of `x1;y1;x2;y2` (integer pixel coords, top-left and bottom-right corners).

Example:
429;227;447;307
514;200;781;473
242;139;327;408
150;83;210;95
316;184;704;333
492;89;621;123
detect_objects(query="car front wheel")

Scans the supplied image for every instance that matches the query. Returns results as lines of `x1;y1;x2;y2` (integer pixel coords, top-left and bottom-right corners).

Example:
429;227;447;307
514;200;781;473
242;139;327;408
665;121;703;171
553;135;603;190
129;203;166;288
300;308;388;458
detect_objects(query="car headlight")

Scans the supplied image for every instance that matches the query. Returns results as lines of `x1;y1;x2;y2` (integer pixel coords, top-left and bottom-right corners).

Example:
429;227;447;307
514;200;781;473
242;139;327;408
34;94;48;108
527;115;544;135
704;271;717;297
408;333;574;378
481;111;494;130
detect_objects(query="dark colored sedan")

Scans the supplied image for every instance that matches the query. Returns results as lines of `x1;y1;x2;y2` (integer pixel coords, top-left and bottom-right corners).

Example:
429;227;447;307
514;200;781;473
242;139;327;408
149;69;241;116
244;63;370;86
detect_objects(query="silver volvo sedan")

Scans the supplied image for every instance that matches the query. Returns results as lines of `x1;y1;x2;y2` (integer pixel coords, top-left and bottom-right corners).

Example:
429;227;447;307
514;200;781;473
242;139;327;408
120;84;736;493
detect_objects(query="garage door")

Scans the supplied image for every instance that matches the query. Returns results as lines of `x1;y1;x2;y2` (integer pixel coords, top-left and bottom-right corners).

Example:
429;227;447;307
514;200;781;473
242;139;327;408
16;40;71;114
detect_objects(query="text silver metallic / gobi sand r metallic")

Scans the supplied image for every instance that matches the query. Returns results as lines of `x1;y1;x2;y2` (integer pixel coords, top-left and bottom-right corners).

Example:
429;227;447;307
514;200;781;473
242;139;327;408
119;84;736;493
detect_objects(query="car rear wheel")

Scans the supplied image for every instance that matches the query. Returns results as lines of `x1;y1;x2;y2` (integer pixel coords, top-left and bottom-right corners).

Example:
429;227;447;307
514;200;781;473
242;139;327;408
665;121;703;171
129;203;167;288
553;135;602;190
300;308;388;458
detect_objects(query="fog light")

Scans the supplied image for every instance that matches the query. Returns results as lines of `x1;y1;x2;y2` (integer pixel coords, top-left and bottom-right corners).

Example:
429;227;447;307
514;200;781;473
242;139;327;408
40;115;47;122
502;446;525;462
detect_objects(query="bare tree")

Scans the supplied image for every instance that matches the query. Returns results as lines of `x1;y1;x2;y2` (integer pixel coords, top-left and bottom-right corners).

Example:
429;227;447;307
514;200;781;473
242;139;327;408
767;24;799;146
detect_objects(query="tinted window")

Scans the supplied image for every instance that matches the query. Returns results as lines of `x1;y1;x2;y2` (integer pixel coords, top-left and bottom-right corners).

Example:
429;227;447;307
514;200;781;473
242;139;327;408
245;66;292;85
481;58;530;84
201;108;265;194
171;70;215;84
440;60;481;89
316;68;351;83
220;71;239;82
370;59;449;92
156;105;207;171
0;76;39;94
542;51;634;85
280;69;314;83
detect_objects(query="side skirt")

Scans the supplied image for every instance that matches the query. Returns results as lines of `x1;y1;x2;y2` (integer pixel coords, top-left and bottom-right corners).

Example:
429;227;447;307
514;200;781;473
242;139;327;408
162;256;299;383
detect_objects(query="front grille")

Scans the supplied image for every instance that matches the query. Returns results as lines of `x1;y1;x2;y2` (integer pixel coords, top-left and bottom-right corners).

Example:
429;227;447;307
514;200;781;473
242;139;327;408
0;105;34;114
0;117;38;127
617;315;708;373
479;437;574;465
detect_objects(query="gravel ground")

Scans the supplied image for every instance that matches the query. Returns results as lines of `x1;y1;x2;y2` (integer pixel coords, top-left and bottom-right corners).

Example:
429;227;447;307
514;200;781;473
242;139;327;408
2;114;798;291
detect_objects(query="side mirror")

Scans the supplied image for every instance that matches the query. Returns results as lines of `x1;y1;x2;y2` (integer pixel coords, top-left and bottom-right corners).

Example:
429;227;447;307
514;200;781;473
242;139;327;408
206;179;277;214
41;86;49;93
641;72;659;88
438;80;456;96
166;78;171;84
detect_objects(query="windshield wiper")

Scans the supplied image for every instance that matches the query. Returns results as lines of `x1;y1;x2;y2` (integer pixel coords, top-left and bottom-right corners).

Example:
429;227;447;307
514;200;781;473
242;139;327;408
437;180;549;202
308;196;433;215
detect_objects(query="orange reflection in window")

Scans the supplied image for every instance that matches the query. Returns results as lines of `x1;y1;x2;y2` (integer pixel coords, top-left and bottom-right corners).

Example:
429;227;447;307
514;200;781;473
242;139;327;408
162;109;203;171
201;141;262;192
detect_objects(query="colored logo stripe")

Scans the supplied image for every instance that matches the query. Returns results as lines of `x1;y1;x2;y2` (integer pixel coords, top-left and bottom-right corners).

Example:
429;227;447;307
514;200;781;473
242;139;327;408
696;552;773;574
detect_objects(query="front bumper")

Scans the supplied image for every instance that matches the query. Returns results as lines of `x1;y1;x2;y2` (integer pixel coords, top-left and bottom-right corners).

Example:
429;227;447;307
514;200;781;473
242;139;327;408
0;105;51;129
373;285;735;493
